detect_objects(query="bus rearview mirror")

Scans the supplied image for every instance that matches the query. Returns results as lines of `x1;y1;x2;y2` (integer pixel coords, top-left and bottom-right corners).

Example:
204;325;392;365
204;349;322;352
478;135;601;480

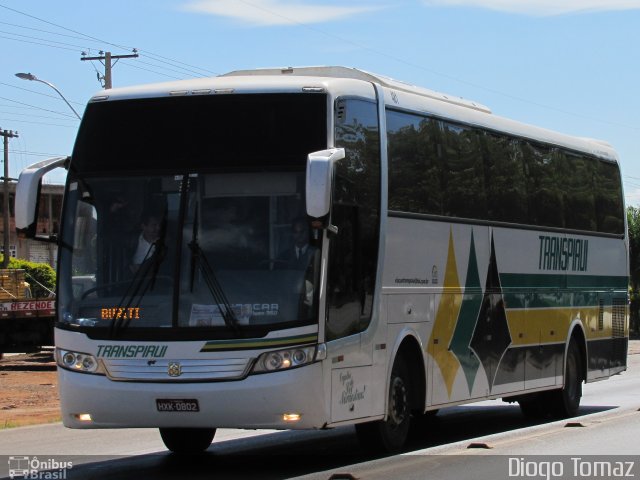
305;148;345;220
15;156;69;240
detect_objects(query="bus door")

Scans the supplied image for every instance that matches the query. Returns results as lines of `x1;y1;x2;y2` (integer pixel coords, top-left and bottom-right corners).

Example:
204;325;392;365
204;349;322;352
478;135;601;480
327;97;382;423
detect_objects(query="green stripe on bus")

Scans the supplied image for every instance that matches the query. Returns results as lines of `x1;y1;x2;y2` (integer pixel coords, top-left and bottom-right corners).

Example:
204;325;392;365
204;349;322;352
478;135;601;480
200;334;318;352
503;292;623;309
500;273;628;290
499;273;627;309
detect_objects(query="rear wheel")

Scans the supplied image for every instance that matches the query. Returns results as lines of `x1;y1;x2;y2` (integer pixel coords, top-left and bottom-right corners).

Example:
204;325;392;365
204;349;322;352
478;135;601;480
159;428;216;454
355;356;411;453
518;341;583;419
551;340;583;417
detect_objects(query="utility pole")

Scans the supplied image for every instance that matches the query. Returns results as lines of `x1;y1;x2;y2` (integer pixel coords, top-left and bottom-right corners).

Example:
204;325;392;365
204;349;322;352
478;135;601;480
0;128;18;268
80;50;139;89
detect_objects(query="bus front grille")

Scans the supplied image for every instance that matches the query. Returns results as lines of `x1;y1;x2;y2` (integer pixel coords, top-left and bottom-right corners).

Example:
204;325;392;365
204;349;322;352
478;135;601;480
102;357;253;382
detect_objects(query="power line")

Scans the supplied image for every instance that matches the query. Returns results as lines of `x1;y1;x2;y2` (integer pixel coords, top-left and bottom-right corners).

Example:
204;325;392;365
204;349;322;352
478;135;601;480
0;2;132;50
119;60;187;80
0;110;80;122
0;103;76;115
0;96;79;118
1;26;205;83
10;149;66;157
0;81;84;106
136;57;204;78
0;33;80;52
1;118;78;128
0;28;93;50
138;51;218;77
0;20;105;44
0;3;217;78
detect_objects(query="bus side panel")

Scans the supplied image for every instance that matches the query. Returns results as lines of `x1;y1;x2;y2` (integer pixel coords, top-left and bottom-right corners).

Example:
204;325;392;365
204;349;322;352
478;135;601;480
384;217;627;408
496;228;628;388
494;228;565;393
566;236;628;382
383;218;494;406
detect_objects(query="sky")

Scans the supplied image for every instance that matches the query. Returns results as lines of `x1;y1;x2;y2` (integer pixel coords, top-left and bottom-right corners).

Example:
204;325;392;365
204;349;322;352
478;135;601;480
1;0;639;205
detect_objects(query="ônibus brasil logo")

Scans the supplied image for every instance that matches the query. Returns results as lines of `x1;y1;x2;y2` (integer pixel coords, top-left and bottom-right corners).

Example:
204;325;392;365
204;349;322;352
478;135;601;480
8;456;73;479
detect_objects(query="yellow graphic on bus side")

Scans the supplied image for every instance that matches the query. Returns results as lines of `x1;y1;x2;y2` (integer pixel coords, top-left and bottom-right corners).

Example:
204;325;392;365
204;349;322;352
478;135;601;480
428;228;463;397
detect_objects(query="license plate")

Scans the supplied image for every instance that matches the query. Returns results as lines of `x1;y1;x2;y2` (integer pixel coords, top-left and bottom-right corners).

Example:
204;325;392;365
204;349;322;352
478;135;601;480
156;399;200;412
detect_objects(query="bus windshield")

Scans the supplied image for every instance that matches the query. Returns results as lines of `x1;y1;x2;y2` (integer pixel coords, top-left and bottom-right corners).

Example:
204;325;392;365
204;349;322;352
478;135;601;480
57;93;327;340
59;172;321;338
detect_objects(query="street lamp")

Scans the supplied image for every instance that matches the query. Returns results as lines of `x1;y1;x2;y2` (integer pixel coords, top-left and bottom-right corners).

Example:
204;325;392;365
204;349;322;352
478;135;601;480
15;72;81;120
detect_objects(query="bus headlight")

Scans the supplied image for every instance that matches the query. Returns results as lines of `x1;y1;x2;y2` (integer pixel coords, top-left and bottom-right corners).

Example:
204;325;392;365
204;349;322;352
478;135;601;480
252;345;317;373
56;349;104;374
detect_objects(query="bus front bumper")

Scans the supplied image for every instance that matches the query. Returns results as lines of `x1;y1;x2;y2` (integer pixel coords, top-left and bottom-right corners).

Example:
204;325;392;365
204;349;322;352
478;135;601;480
58;362;327;430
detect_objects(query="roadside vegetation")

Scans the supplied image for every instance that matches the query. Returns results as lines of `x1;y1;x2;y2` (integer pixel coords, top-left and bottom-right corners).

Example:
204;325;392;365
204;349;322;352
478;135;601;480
0;256;56;298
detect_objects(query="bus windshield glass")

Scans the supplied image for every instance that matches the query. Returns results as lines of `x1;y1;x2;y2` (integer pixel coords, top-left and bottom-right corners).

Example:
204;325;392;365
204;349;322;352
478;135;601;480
58;93;327;339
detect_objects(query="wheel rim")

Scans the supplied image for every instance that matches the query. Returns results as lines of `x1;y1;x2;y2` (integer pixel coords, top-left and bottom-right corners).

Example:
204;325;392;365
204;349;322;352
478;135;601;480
389;376;408;427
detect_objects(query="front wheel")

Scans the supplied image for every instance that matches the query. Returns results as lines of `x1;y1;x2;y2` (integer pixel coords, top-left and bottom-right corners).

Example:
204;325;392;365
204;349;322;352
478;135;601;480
355;356;411;453
159;427;216;454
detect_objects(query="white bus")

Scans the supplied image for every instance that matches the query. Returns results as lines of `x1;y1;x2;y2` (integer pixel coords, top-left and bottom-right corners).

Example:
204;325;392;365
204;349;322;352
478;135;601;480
16;66;628;454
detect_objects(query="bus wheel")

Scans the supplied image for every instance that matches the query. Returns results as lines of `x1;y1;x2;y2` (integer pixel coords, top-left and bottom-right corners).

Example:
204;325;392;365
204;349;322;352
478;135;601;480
355;356;411;453
552;341;583;418
159;427;216;454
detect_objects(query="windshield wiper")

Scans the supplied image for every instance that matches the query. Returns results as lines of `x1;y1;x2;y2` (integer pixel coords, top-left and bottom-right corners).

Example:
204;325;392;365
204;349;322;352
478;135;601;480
188;203;240;332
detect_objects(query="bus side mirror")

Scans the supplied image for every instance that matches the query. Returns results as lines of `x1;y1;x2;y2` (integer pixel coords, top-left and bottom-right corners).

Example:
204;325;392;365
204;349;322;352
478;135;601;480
15;156;69;241
305;148;345;221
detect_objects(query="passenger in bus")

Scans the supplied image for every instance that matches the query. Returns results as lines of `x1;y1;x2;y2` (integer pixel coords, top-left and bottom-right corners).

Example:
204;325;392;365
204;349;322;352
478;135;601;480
276;217;318;313
130;211;162;273
277;217;317;270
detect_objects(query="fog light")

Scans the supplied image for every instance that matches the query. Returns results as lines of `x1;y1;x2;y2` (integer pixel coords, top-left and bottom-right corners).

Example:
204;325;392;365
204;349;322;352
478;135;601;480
283;413;301;422
74;413;92;422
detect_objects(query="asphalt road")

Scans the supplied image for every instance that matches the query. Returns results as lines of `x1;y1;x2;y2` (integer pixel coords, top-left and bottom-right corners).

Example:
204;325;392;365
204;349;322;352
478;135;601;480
1;352;638;480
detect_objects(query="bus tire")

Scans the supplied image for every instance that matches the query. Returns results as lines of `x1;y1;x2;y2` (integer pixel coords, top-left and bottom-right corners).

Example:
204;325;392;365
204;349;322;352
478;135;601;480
551;340;583;418
355;356;411;453
159;427;216;454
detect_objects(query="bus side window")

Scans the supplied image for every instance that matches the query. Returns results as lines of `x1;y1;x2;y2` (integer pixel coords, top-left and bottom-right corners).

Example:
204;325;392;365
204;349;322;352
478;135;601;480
523;142;565;229
327;98;380;341
596;160;624;234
